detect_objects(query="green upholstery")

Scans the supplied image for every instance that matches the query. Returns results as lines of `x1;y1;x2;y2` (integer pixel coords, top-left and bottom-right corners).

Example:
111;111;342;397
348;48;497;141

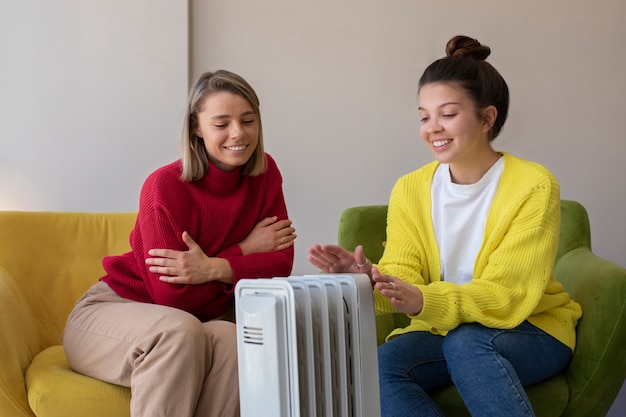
338;200;626;417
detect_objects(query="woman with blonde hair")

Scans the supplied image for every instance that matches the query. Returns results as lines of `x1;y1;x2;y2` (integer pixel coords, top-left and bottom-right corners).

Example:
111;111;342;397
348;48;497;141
63;69;296;417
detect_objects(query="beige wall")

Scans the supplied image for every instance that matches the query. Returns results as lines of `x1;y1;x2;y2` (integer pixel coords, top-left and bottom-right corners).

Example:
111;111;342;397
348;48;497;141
3;1;622;274
191;0;626;275
0;0;188;211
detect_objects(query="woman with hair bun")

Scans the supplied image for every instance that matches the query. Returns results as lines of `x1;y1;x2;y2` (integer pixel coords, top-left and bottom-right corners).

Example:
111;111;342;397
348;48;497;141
308;36;581;416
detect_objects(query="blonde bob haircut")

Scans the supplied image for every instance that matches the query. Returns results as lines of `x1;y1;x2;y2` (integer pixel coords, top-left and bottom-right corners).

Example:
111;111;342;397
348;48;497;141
179;70;266;182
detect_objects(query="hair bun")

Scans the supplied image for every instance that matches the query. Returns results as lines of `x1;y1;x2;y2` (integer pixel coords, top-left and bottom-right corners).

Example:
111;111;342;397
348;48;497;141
445;35;491;60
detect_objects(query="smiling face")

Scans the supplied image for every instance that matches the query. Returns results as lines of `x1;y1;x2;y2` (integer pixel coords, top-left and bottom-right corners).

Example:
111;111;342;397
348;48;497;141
194;91;259;172
418;82;496;168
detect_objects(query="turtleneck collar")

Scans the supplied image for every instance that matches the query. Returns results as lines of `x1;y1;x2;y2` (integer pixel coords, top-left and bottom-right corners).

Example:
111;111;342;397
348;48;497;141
203;160;244;194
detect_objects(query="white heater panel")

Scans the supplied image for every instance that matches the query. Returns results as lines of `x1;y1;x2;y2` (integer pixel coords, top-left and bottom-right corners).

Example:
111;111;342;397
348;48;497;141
236;274;381;417
235;280;300;417
312;276;349;417
276;278;316;416
335;274;380;417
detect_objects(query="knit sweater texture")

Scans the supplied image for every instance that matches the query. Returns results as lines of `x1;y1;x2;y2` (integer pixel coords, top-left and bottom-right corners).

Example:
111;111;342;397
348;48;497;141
375;153;582;351
102;153;294;322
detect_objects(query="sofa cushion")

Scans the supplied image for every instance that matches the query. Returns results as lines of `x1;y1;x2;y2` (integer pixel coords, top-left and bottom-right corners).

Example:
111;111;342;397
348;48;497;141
25;345;130;417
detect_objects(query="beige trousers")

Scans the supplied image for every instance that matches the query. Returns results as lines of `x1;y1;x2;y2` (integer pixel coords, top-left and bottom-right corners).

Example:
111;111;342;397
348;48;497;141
62;281;239;417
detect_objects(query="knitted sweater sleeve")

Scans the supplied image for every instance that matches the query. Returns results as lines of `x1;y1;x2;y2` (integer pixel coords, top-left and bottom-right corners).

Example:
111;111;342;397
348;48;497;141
104;156;294;321
220;160;295;285
374;163;438;314
376;156;563;334
419;159;561;333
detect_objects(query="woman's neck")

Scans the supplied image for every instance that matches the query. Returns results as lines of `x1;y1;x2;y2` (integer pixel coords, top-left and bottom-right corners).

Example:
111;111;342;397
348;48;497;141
449;150;502;185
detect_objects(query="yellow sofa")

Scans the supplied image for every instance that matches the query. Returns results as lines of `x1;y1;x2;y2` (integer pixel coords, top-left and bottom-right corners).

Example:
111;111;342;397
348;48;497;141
0;211;136;417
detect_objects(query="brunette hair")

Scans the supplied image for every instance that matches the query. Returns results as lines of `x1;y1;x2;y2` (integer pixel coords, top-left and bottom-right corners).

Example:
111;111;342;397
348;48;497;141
418;35;509;141
179;70;266;182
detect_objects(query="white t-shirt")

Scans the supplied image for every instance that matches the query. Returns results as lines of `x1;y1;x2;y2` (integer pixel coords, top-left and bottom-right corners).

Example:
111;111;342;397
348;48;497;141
431;158;504;285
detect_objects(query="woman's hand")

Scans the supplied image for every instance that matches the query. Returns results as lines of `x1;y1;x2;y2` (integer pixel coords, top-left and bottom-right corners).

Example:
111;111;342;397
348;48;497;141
307;244;372;276
145;231;232;284
239;216;296;255
372;267;423;315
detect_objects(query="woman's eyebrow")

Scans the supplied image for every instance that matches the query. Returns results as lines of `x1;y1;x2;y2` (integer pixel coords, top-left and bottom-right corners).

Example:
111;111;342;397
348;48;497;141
210;111;255;120
418;101;461;111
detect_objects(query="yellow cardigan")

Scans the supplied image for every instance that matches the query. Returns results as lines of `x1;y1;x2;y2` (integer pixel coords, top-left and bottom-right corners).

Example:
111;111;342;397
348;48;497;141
374;153;582;351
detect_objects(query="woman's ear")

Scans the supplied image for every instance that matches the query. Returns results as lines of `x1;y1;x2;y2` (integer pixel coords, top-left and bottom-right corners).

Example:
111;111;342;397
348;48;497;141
482;105;498;132
192;118;202;139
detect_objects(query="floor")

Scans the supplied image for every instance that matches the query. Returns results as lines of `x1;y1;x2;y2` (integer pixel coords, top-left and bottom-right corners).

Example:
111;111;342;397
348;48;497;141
607;379;626;417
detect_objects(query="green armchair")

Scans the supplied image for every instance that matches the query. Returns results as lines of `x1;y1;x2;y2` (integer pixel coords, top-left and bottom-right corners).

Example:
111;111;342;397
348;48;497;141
337;200;626;417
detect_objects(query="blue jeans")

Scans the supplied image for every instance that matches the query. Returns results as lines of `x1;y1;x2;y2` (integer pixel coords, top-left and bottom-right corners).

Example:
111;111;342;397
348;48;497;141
378;321;572;417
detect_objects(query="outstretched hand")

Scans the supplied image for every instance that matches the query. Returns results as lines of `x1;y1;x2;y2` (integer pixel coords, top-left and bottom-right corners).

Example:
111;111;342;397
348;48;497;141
307;244;372;276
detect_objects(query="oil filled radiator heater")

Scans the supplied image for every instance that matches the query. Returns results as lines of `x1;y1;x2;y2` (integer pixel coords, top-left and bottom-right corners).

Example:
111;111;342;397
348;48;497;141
235;273;381;417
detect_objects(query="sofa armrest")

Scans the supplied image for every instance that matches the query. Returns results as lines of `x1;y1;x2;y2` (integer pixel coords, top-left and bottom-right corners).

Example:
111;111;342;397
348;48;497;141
553;248;626;417
0;267;39;417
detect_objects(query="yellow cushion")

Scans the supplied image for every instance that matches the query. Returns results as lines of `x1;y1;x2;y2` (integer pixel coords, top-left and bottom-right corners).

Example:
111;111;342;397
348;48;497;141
25;344;131;417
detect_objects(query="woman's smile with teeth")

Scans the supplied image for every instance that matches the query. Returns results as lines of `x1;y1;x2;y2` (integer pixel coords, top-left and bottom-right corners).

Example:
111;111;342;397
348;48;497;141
433;139;452;148
225;145;247;151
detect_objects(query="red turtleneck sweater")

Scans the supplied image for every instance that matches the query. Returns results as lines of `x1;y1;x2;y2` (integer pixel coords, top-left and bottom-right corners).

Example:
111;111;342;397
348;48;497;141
101;153;293;321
